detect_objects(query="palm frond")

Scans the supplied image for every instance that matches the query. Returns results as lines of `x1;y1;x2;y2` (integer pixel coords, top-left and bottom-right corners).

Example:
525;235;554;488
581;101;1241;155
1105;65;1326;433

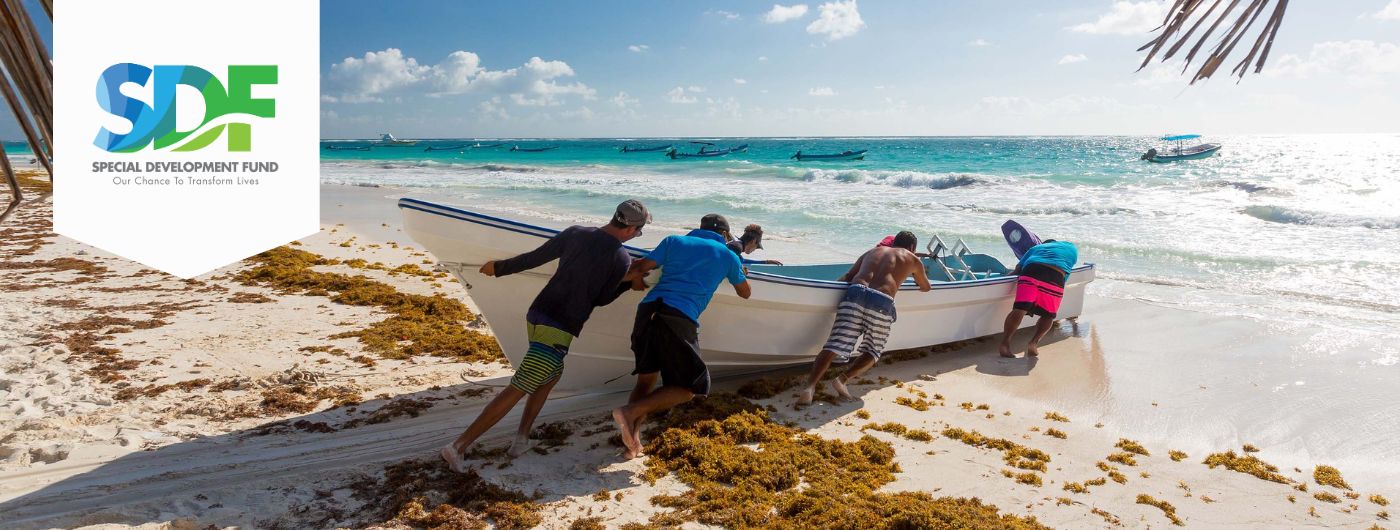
0;0;51;224
1138;0;1289;84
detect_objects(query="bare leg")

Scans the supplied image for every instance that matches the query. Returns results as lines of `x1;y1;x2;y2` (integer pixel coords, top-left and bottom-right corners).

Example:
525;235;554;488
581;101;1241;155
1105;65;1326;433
507;376;559;457
1026;316;1056;357
613;385;694;459
441;386;527;472
798;350;838;405
627;372;659;434
831;353;877;401
999;309;1027;358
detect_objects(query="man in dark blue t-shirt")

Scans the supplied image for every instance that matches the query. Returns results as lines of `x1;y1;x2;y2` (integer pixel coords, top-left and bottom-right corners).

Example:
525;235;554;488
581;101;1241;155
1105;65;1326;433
441;200;650;473
611;213;751;459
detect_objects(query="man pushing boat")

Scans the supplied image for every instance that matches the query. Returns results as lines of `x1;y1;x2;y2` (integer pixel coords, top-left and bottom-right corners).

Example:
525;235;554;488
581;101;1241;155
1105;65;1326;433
998;239;1078;358
798;231;931;405
440;200;650;473
612;213;752;459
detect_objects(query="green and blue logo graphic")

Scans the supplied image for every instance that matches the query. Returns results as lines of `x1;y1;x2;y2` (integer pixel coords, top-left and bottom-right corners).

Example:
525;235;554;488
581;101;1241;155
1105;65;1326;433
95;64;277;152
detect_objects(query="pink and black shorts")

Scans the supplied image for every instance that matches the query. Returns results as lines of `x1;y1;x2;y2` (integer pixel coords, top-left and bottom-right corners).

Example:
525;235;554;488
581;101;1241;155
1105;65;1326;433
1013;263;1066;318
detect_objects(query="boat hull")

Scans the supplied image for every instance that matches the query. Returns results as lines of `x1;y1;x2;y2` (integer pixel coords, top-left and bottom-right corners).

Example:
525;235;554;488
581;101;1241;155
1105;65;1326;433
794;150;867;161
1149;144;1220;162
400;198;1095;390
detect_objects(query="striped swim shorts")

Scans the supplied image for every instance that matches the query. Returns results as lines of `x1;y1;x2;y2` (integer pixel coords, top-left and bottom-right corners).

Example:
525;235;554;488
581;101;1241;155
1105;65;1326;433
508;320;574;394
821;284;897;361
1013;263;1066;318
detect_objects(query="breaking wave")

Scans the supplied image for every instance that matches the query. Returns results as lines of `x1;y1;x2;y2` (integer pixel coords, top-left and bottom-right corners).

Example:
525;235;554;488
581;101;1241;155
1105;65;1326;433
803;168;987;189
1243;205;1400;229
946;204;1136;216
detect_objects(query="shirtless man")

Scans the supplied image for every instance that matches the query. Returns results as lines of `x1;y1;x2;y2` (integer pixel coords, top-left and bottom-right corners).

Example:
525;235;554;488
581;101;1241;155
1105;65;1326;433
797;231;931;405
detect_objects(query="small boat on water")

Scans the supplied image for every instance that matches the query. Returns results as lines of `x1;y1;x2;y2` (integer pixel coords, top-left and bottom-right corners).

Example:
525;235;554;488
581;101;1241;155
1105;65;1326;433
510;145;559;152
472;142;505;149
424;144;472;152
1141;134;1221;162
620;144;673;153
376;133;418;147
666;141;750;159
399;198;1095;390
324;145;370;152
792;149;867;161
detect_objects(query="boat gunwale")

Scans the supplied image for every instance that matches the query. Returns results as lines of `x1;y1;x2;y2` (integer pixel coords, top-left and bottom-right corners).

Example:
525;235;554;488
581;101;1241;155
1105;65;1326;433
399;197;1094;291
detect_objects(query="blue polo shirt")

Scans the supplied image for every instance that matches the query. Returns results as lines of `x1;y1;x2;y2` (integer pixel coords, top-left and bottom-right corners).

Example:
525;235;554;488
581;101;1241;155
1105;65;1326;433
641;229;747;322
1017;241;1078;279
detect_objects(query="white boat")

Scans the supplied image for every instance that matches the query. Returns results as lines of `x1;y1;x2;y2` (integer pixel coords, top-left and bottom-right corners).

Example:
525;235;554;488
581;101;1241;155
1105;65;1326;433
400;198;1096;390
376;133;418;147
1142;134;1221;162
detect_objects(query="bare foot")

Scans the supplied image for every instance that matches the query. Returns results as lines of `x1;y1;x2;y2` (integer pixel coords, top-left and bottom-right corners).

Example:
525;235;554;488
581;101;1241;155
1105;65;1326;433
506;434;536;458
998;342;1015;358
796;386;814;406
830;378;853;402
440;444;469;473
612;408;642;459
1026;342;1040;357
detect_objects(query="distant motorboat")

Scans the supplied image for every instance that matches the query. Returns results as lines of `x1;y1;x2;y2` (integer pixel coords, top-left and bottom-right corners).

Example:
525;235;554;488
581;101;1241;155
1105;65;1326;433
1142;134;1220;162
376;133;418;147
792;149;867;161
666;142;750;159
424;144;472;152
510;145;559;152
324;145;370;151
620;144;673;153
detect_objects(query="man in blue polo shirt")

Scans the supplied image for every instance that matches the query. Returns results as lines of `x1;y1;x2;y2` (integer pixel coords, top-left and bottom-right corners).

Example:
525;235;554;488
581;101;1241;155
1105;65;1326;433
611;213;751;459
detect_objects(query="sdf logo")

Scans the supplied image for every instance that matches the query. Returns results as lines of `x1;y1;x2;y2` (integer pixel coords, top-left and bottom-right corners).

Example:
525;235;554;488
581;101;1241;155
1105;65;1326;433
94;64;277;153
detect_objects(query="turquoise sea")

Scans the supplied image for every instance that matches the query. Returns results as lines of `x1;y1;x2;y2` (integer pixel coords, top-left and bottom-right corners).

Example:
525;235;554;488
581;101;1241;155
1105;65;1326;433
320;135;1400;337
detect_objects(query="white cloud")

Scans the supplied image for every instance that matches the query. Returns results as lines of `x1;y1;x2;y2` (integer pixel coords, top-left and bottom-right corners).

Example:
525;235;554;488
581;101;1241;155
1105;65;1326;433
687;85;706;93
610;91;640;108
707;10;741;20
1268;40;1400;81
628;44;649;52
976;95;1133;116
1069;1;1168;35
1058;53;1089;65
758;56;770;62
324;49;595;106
324;48;431;103
733;78;748;85
1131;61;1186;86
806;0;865;41
1372;0;1400;20
808;86;837;96
764;4;809;23
477;97;509;120
967;38;992;47
667;86;699;104
873;85;885;89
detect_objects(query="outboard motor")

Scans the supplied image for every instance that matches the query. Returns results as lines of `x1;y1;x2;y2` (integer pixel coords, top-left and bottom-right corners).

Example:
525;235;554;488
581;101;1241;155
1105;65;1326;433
1140;148;1157;161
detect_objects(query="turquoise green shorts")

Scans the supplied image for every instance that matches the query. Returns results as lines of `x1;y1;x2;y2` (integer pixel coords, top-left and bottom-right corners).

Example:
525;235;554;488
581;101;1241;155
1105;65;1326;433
508;321;573;394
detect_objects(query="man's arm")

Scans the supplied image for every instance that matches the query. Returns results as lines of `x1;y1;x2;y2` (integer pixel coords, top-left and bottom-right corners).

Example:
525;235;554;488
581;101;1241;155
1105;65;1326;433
489;228;571;277
910;253;932;292
837;253;866;283
624;258;658;290
732;280;752;299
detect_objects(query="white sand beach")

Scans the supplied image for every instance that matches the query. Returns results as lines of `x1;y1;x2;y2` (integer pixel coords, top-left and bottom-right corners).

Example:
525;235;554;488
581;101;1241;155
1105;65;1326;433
1;177;1395;529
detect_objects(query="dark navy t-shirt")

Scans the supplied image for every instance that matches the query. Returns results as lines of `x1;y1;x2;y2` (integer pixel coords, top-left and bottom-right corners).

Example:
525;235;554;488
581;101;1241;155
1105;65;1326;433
492;226;632;336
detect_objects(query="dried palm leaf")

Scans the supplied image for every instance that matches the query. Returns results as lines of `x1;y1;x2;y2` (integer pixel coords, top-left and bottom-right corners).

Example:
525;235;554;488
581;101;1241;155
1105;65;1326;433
1138;0;1289;84
0;0;50;224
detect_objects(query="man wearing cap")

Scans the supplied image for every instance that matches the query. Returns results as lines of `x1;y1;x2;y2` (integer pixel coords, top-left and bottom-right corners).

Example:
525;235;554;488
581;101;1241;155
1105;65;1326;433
726;223;784;266
441;200;650;472
612;213;752;459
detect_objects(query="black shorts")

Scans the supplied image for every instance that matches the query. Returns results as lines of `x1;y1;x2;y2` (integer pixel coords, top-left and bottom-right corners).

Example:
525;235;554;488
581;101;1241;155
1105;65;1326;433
630;299;710;396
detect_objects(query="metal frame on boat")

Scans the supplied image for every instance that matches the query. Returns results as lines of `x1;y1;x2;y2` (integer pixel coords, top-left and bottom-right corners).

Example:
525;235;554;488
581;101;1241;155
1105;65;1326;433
400;198;1095;390
1142;134;1220;162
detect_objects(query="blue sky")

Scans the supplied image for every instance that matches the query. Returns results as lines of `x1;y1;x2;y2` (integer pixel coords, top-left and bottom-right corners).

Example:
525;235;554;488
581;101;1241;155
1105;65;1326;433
319;0;1400;138
4;1;1398;142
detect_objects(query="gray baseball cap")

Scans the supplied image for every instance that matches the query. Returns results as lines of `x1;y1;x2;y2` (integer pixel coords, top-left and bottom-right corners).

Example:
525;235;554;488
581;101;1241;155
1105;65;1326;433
613;199;651;227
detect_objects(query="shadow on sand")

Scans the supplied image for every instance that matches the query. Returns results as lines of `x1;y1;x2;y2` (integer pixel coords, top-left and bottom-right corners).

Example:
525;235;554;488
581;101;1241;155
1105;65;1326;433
0;323;1093;529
